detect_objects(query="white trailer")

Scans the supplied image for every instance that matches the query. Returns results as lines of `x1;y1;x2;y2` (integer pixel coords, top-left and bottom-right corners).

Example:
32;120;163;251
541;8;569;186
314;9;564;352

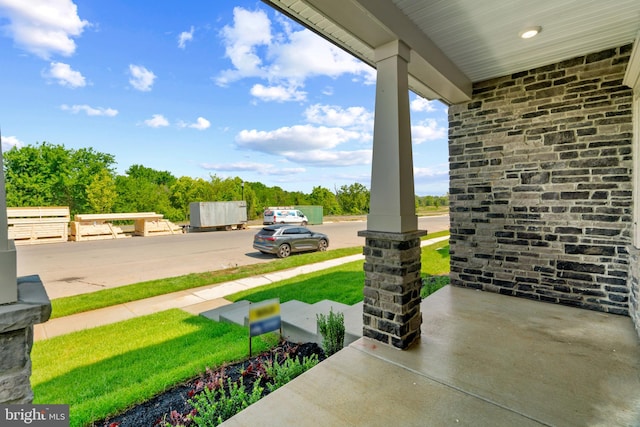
189;201;248;231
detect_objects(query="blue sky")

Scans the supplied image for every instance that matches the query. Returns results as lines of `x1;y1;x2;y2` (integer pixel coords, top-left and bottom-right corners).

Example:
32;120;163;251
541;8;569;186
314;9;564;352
0;0;449;196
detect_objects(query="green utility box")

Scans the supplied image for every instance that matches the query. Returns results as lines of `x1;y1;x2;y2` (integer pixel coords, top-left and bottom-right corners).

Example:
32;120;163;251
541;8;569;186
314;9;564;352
294;205;323;225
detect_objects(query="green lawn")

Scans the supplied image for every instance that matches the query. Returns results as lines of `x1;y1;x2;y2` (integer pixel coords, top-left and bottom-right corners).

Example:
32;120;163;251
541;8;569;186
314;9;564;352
32;309;278;427
33;231;450;427
228;238;450;305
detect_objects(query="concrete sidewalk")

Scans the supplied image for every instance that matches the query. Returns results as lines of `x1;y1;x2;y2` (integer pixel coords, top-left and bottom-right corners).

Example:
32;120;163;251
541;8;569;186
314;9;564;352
34;236;451;341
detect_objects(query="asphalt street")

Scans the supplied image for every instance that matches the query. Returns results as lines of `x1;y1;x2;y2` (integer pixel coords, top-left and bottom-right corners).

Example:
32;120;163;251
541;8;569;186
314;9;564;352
16;215;450;299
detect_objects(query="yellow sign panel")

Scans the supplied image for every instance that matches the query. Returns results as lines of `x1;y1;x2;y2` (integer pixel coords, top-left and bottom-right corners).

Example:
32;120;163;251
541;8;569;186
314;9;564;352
249;299;280;322
248;299;281;337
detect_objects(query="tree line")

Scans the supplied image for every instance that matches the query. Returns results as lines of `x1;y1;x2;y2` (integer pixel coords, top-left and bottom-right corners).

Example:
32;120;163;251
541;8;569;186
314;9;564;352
2;142;448;221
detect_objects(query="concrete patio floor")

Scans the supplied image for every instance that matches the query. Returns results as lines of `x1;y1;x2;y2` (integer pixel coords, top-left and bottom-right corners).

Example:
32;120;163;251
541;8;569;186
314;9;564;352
223;285;640;427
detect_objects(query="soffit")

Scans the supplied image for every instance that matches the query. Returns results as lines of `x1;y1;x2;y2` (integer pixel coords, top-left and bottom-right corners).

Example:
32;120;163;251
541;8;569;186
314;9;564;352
263;0;640;104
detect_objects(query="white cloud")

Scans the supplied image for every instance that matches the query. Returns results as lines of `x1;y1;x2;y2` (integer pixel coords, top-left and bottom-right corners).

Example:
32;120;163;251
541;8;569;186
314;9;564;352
250;84;306;102
199;161;305;176
267;28;371;82
322;86;334;96
216;7;374;100
1;135;23;151
61;104;117;116
179;117;210;130
284;149;371;167
178;26;194;49
236;125;360;153
411;119;447;144
143;114;169;128
410;97;438;113
44;62;86;88
414;165;449;179
190;117;210;130
414;165;449;196
216;7;271;86
304;104;373;131
129;64;156;91
0;0;89;59
235;124;370;167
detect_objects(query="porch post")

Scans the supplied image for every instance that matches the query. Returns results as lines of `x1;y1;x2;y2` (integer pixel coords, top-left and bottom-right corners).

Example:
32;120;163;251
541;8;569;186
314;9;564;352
367;40;417;233
359;40;426;349
0;142;17;305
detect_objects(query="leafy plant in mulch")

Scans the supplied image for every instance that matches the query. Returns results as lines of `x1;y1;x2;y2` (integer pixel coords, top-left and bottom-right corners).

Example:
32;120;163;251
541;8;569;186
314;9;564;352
95;341;324;427
163;344;320;427
421;274;449;299
316;307;345;357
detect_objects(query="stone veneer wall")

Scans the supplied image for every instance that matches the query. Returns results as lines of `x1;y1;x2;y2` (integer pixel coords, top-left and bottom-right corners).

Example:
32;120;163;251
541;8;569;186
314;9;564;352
448;45;634;316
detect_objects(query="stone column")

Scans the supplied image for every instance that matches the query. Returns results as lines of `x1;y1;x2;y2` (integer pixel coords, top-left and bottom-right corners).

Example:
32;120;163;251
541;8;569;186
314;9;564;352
0;142;51;403
359;40;426;349
0;276;51;403
359;230;424;349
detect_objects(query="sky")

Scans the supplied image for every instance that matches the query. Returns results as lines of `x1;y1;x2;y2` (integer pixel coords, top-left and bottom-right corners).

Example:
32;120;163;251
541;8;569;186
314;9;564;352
0;0;450;196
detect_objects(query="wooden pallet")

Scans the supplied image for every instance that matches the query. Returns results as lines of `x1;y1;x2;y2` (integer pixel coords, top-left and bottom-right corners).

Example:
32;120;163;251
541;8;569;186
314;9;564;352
7;207;70;245
70;212;181;240
69;221;129;241
134;219;183;237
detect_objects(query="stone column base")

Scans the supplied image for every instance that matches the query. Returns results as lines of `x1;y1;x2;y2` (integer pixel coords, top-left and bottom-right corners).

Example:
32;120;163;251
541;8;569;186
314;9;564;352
0;275;51;404
358;229;426;349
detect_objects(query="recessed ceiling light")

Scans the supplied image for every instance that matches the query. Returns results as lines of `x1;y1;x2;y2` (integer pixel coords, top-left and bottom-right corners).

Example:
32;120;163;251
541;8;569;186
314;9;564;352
519;26;542;39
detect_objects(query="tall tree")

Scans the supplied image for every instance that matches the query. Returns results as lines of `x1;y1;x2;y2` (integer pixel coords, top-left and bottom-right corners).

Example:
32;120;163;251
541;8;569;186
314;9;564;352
125;164;176;186
309;186;341;215
3;142;115;215
86;169;117;213
169;176;217;220
335;183;370;214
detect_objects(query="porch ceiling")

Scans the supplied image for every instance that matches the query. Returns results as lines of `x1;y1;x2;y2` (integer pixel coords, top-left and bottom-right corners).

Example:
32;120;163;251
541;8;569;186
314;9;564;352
262;0;640;105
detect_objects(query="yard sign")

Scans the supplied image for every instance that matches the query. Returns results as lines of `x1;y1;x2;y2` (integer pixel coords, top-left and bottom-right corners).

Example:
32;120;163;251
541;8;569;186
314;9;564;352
248;299;281;355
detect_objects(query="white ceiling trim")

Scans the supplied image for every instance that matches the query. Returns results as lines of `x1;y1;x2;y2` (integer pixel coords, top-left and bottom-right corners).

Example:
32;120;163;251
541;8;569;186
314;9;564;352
624;31;640;94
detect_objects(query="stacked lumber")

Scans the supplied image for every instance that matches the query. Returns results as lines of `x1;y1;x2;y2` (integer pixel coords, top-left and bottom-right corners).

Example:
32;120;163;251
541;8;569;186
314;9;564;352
7;207;70;245
70;212;182;241
69;221;129;241
134;219;183;237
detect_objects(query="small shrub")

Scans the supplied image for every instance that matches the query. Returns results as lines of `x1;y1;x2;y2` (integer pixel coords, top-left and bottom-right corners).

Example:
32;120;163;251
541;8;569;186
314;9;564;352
187;378;264;427
265;354;319;392
421;275;449;299
316;308;345;356
164;343;323;427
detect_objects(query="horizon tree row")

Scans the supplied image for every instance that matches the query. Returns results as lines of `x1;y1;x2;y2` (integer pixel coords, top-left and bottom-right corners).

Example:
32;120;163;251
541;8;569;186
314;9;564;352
2;142;447;221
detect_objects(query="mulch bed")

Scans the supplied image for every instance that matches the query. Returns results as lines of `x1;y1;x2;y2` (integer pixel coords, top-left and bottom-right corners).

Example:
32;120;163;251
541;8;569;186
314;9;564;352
92;341;325;427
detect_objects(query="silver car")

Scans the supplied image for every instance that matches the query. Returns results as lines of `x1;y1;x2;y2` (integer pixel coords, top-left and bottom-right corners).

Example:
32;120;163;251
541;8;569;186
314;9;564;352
253;225;329;258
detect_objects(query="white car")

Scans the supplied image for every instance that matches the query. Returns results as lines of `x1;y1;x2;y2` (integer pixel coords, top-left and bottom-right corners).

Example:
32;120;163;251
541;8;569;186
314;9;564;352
263;207;309;226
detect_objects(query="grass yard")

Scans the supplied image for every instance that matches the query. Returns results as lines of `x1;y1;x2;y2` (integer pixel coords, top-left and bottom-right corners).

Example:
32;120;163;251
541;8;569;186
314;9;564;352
228;260;365;304
228;237;450;305
31;309;278;427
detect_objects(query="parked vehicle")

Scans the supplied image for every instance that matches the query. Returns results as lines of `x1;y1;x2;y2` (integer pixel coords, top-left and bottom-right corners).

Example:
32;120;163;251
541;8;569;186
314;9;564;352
253;224;329;258
189;201;247;231
263;207;308;226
